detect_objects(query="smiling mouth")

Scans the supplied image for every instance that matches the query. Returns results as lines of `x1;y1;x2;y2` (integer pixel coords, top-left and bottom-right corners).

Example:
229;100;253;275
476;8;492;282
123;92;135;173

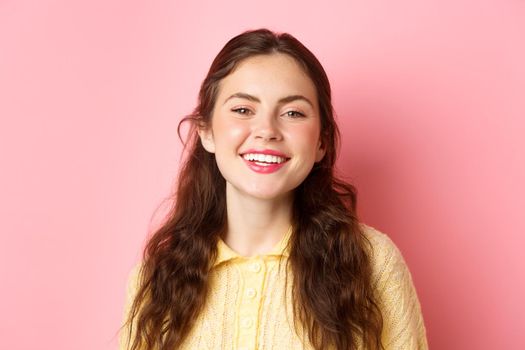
241;153;290;165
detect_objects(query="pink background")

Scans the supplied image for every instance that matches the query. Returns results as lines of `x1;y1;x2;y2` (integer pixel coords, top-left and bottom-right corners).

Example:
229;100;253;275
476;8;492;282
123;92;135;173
1;1;524;349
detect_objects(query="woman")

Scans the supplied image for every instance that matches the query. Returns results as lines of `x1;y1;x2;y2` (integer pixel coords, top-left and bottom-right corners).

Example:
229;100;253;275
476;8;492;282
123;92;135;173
120;28;428;350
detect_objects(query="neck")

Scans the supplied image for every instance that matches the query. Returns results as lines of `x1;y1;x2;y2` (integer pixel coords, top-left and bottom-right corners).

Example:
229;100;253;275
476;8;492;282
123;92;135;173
224;184;293;257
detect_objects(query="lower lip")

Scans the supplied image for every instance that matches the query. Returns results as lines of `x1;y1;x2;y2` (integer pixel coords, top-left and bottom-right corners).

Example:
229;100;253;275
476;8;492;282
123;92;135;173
242;157;288;174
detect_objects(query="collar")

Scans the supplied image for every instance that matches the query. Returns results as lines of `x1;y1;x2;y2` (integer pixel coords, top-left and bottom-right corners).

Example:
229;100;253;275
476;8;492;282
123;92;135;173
213;226;292;267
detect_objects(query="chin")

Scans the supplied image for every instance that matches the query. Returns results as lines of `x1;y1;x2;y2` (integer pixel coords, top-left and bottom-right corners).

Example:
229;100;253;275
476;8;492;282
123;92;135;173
228;183;289;201
245;187;295;202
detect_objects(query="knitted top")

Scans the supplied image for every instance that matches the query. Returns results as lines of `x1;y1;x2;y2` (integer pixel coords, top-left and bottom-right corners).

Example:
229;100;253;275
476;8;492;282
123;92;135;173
120;224;428;349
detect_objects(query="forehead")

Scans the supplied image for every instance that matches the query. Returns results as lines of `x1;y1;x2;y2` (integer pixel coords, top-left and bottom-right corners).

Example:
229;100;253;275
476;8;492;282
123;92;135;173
216;53;318;105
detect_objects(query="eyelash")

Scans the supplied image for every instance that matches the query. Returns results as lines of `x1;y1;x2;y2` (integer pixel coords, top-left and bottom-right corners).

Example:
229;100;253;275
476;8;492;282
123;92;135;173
231;107;252;115
283;110;305;118
231;108;306;118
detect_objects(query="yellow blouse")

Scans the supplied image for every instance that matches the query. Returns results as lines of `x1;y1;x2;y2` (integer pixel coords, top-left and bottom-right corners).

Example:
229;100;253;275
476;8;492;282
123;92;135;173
120;224;428;349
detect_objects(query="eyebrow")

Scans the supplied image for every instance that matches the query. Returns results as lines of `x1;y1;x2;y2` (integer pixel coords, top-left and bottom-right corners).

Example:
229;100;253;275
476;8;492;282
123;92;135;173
223;92;314;107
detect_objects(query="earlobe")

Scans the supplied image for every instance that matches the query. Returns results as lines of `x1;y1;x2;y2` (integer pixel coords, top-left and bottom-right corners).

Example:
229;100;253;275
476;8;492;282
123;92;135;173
315;141;326;162
197;127;216;153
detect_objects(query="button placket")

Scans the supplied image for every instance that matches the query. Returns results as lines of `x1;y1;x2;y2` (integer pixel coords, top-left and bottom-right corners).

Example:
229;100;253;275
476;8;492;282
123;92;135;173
248;261;262;273
236;258;266;350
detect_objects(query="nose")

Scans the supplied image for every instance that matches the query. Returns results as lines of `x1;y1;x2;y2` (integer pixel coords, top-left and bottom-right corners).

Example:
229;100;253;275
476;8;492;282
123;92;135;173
253;113;282;141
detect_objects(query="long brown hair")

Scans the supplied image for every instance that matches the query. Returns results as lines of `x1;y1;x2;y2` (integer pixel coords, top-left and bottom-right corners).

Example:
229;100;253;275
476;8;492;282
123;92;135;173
124;28;383;350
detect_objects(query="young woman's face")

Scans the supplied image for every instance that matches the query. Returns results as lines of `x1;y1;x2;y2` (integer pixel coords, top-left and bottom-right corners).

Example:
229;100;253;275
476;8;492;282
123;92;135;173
199;53;325;201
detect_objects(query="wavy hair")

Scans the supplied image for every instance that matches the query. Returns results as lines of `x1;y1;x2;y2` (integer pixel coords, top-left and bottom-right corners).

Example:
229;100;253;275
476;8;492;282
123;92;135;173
123;28;383;349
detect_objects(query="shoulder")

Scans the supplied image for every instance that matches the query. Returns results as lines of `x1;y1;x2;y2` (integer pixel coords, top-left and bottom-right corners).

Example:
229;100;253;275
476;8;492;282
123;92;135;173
120;263;144;349
359;222;396;251
359;224;429;349
124;263;143;299
358;223;408;287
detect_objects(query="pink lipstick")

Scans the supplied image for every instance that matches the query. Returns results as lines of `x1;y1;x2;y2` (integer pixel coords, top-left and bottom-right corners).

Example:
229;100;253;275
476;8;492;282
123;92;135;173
240;149;290;174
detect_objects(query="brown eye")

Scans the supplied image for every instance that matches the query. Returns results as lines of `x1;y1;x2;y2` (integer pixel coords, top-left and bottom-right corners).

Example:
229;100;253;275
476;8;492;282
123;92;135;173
231;107;252;115
284;110;305;118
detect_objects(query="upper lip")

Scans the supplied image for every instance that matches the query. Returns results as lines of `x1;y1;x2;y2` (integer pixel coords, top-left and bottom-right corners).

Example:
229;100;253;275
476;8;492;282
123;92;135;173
240;149;290;158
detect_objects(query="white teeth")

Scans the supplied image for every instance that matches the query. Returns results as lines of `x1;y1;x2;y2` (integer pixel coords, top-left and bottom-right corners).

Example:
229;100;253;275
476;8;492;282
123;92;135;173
242;153;286;164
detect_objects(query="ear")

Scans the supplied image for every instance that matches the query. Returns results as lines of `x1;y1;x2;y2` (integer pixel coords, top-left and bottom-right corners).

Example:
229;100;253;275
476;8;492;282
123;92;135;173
315;139;326;162
197;125;216;153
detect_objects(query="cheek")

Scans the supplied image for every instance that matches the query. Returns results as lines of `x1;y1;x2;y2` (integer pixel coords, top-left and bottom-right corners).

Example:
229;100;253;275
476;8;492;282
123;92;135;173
212;119;248;149
287;124;322;149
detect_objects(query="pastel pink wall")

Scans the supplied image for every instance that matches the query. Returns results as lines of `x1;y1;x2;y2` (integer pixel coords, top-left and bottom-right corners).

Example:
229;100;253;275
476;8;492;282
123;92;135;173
1;1;523;349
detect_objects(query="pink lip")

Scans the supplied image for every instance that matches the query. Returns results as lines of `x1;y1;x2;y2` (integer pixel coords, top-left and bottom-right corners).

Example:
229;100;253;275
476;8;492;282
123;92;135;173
240;148;289;158
242;157;288;174
240;149;290;174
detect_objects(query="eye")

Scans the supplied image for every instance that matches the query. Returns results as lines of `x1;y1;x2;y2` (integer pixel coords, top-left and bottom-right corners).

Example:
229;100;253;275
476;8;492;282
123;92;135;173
231;107;253;115
283;110;306;118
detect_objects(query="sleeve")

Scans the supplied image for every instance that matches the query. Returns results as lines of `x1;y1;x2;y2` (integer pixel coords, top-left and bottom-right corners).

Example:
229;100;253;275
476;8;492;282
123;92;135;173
119;264;141;350
365;225;429;350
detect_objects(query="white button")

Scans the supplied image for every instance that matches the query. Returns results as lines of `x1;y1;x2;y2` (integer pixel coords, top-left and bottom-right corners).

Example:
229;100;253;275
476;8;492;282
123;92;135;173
241;317;254;329
245;288;257;299
249;262;261;272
